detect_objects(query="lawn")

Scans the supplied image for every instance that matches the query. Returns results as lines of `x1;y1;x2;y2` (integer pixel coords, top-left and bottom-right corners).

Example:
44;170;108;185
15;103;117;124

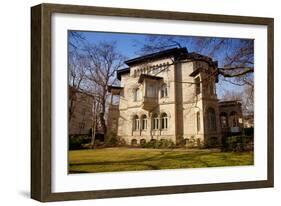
68;148;254;173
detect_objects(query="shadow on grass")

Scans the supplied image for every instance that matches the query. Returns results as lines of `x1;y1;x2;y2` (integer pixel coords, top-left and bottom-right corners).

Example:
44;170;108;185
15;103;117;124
69;151;209;167
69;163;160;173
69;152;168;166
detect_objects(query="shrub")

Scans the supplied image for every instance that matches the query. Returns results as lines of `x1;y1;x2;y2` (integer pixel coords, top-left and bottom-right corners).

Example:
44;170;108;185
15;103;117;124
69;135;91;150
244;127;254;136
176;136;186;147
141;139;156;148
160;139;175;149
196;138;205;149
140;139;175;149
222;135;253;152
140;139;147;147
186;136;196;148
207;137;219;148
105;132;126;147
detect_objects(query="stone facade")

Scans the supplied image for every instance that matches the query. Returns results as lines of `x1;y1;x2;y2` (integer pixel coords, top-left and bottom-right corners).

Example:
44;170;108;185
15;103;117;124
108;47;236;147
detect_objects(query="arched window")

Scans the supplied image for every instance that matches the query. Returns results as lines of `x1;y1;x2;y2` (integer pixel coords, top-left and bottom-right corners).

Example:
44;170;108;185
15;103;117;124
196;112;200;132
131;139;138;146
160;84;168;98
152;113;159;130
220;112;228;128
141;114;147;130
207;108;216;130
133;115;140;131
230;111;238;127
161;113;168;129
134;88;141;101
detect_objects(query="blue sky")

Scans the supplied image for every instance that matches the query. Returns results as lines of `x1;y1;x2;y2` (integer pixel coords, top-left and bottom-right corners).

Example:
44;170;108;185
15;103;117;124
70;31;253;98
81;31;147;59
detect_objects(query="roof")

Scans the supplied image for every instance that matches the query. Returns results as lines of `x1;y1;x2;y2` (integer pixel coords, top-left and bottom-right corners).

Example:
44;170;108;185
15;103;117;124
219;100;242;106
108;85;124;93
189;67;219;83
125;47;188;66
189;68;202;77
116;47;218;80
116;67;130;80
138;74;163;84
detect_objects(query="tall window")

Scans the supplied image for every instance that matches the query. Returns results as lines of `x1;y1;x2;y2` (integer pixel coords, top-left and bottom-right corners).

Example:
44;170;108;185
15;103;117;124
220;113;228;128
133;115;140;130
230;111;238;127
134;88;142;101
207;108;216;130
161;113;168;129
141;115;147;130
152;114;159;130
196;112;200;132
160;84;168;98
195;77;201;95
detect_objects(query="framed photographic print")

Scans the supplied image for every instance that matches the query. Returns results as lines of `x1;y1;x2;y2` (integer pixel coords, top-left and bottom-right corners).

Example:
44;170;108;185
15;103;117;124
31;3;274;202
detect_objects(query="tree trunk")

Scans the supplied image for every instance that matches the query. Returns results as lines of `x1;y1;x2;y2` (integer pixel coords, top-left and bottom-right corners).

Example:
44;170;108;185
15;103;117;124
100;89;108;139
91;118;97;149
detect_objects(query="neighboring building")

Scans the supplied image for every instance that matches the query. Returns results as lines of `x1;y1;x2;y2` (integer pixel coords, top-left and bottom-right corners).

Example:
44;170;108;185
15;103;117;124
244;114;254;128
69;87;93;135
218;100;244;137
108;47;227;147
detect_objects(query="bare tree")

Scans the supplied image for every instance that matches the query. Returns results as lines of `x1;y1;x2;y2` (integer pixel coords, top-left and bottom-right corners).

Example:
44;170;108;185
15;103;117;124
221;84;254;116
90;97;101;148
83;41;126;136
68;52;87;121
138;35;254;82
68;31;85;51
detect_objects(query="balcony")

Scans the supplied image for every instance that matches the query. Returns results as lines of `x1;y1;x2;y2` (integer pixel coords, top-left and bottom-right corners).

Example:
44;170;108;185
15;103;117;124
141;96;158;111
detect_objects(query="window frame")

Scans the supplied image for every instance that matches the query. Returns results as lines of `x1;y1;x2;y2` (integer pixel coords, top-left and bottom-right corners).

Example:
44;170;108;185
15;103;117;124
133;115;140;131
220;113;228;128
152;114;159;130
141;115;147;130
160;113;168;129
160;83;168;98
196;111;200;132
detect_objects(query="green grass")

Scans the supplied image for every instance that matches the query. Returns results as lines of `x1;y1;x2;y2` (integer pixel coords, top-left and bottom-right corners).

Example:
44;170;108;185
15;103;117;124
68;148;254;173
